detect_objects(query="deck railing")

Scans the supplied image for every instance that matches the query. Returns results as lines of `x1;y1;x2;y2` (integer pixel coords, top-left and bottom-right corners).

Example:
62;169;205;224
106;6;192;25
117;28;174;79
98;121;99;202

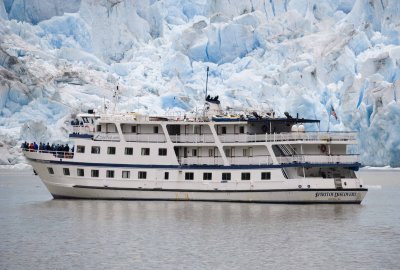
180;157;224;166
22;149;74;159
266;132;357;142
276;154;359;164
215;132;357;143
124;134;166;143
171;134;215;143
228;156;273;165
219;134;267;143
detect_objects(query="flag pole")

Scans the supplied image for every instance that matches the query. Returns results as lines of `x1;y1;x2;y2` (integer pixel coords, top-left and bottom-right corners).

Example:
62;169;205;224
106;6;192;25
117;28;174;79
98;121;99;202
205;66;209;100
328;106;331;132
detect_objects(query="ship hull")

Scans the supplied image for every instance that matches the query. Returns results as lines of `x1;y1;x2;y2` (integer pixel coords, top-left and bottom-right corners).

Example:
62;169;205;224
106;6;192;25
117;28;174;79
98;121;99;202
42;179;367;204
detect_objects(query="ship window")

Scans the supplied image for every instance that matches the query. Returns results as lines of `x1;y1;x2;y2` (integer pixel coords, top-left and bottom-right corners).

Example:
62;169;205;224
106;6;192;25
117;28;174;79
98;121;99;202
63;168;70;176
131;126;137;133
77;168;84;177
239;126;245;133
125;147;133;155
91;170;99;178
164;172;169;180
159;148;167;156
122;171;130;179
221;126;227;134
192;149;197;157
47;167;54;175
203;172;212;181
97;125;102;132
241;172;251;181
222;173;231;181
208;149;213;157
77;145;85;153
106;170;114;178
138;171;147;179
224;149;231;157
243;149;248;157
261;172;271;180
91;146;100;154
185;172;194;180
141;148;150;156
107;147;116;155
153;126;159;133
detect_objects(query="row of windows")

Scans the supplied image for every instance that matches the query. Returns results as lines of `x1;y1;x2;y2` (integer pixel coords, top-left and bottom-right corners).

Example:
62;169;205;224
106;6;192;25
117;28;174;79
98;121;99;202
76;146;167;156
49;167;271;180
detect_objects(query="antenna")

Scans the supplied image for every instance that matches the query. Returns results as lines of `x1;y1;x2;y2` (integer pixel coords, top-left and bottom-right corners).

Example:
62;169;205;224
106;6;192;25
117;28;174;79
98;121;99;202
113;85;120;113
205;66;209;100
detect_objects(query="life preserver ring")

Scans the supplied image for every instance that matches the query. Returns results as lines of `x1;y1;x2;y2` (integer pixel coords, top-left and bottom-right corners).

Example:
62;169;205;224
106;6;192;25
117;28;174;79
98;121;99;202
262;125;268;133
320;144;327;153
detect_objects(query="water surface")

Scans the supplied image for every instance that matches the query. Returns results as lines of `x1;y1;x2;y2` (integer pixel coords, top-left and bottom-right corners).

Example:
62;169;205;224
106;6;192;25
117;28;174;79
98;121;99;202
1;169;399;269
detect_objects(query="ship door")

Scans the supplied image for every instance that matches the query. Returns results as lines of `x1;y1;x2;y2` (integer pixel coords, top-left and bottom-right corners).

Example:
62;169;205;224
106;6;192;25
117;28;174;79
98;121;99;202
183;147;187;158
334;178;342;189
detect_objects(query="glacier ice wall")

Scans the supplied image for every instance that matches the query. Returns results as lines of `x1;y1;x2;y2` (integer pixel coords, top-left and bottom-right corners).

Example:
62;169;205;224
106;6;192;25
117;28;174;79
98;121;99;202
0;0;400;166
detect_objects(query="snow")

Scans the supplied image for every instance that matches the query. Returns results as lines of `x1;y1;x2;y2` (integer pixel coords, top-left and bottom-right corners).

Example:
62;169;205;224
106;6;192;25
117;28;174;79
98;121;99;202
0;0;400;166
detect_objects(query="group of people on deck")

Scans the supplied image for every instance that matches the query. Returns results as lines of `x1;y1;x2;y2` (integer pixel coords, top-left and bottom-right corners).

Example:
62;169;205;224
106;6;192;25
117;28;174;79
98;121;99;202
21;141;74;154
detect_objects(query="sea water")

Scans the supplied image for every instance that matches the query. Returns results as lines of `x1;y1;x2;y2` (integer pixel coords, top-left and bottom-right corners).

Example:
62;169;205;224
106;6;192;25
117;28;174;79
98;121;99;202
0;168;399;270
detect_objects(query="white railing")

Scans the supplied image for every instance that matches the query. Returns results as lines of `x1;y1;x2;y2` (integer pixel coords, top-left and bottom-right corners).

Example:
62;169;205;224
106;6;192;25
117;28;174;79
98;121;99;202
266;132;357;142
276;154;359;164
22;149;74;159
93;132;121;141
171;134;215;143
180;157;224;165
124;134;166;143
219;134;267;143
229;156;273;165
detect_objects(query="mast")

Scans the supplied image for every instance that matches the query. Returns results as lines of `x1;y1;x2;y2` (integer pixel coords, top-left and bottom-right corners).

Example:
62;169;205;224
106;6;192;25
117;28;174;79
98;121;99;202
205;66;209;100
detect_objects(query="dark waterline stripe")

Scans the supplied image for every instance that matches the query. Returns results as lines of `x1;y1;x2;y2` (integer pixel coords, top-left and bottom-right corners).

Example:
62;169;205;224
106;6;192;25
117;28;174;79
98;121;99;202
73;185;368;193
27;158;360;170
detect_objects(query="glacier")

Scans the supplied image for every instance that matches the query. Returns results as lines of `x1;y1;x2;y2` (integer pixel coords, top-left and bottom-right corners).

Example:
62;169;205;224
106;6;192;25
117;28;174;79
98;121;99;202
0;0;399;166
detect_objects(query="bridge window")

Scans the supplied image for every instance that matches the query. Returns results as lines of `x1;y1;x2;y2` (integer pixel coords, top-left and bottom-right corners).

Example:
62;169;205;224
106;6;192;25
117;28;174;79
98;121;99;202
241;172;251;180
106;170;114;178
63;168;70;176
141;148;150;156
261;172;271;180
91;170;99;178
159;148;167;156
192;149;197;157
239;126;245;133
96;125;102;132
222;173;231;181
47;167;54;175
91;146;100;154
138;171;147;179
122;171;130;179
125;147;133;155
107;147;116;155
77;145;85;153
131;126;137;133
185;172;194;180
153;126;159;133
77;168;84;177
203;172;212;181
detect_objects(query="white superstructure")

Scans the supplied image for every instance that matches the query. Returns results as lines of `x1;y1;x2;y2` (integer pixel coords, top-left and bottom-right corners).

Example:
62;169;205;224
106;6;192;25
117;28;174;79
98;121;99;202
23;96;367;203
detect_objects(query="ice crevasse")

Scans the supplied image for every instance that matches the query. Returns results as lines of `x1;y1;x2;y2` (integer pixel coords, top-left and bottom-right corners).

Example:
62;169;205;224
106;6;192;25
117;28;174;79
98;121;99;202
0;0;399;166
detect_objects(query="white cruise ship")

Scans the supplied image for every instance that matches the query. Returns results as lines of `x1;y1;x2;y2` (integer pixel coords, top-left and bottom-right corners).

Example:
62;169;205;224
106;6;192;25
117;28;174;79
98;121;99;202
23;94;367;203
